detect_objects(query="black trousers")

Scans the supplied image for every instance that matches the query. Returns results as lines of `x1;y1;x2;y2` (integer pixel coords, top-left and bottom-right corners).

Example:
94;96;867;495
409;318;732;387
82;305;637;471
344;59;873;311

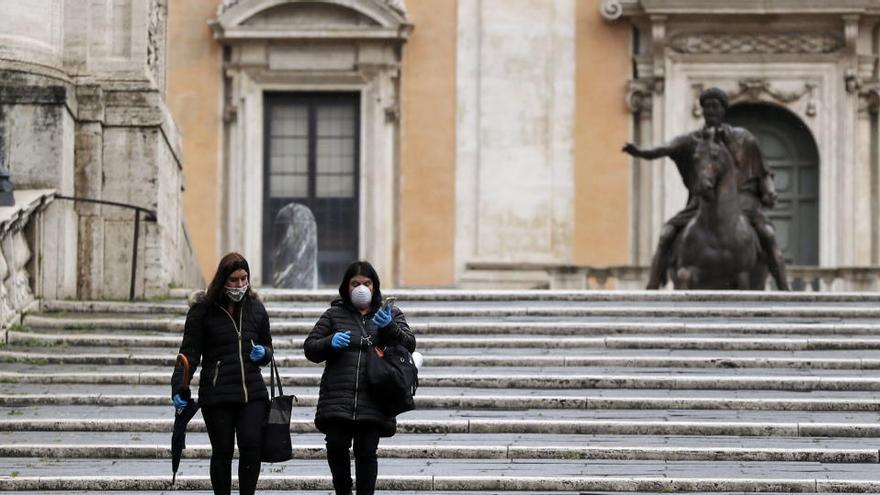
324;420;381;495
201;400;268;495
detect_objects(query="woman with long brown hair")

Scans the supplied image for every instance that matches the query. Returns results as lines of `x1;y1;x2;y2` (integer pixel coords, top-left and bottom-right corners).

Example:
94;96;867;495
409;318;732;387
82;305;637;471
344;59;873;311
171;252;274;495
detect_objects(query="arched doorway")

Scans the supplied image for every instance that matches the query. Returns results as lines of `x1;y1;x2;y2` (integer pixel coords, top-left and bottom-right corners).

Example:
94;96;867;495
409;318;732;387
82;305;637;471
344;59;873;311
726;104;820;266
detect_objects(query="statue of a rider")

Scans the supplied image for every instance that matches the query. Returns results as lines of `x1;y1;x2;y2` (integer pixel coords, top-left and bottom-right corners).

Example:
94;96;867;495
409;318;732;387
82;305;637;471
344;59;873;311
623;87;789;290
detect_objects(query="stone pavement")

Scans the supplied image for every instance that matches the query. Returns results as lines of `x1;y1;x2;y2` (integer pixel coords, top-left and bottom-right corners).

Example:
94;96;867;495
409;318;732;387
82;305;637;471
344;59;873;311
1;289;880;493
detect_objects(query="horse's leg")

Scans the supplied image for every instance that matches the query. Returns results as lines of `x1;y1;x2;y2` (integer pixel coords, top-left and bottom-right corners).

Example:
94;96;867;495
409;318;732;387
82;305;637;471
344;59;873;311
751;214;789;291
647;224;679;289
676;267;696;290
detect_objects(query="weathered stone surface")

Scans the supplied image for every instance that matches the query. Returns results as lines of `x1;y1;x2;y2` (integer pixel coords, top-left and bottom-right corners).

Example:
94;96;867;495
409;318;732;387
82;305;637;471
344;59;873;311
272;203;318;289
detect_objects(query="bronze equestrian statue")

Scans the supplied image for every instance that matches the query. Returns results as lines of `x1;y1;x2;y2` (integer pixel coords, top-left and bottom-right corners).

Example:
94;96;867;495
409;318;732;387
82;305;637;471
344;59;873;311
623;87;789;290
672;128;768;289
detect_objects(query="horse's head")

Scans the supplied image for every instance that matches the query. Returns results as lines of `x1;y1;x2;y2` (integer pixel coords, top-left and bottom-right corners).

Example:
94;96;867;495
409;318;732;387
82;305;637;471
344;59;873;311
692;128;734;202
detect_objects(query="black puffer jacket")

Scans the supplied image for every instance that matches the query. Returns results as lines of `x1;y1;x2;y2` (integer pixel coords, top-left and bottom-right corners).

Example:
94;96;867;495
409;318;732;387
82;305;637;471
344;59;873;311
304;298;415;437
171;293;273;406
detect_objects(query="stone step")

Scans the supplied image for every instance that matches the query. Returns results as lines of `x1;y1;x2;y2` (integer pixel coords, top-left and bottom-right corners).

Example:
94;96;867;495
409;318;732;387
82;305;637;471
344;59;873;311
5;404;879;423
13;330;880;351
38;299;880;313
7;431;880;451
23;303;880;322
5;393;880;411
7;350;880;370
2;417;879;437
21;319;880;336
1;443;877;463
165;287;880;303
14;344;880;359
2;458;880;492
2;370;879;390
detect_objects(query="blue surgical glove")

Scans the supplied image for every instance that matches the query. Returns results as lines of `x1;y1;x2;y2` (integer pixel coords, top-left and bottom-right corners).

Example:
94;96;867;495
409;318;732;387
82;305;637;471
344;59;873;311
249;343;266;362
172;393;188;409
330;330;351;349
371;308;393;329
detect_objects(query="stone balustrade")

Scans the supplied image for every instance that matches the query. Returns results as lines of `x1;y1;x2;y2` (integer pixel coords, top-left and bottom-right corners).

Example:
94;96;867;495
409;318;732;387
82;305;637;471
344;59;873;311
465;261;880;291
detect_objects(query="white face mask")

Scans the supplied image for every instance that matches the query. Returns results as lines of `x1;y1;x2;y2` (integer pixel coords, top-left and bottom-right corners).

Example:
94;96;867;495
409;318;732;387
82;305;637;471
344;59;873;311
225;284;248;302
350;285;372;309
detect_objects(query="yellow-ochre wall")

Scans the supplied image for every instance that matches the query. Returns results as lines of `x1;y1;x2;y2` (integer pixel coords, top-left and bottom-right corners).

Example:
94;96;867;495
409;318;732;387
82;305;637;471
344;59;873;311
398;0;458;286
574;0;632;265
167;0;222;281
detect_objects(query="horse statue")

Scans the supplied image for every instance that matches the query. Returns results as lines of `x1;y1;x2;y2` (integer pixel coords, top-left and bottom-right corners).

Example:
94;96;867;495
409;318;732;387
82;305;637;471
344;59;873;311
670;128;768;290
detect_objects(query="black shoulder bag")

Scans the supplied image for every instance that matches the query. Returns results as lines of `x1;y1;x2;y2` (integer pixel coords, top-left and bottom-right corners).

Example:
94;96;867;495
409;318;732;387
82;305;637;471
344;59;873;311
261;355;295;462
366;343;418;417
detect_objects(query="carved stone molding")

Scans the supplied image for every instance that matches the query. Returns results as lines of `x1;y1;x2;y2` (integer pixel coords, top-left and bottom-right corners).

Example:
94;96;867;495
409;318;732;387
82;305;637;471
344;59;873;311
859;83;880;115
691;79;818;117
670;32;843;55
627;79;653;116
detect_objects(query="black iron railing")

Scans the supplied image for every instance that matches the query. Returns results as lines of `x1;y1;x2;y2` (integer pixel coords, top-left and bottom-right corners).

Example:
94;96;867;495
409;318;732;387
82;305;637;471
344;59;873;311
54;194;157;300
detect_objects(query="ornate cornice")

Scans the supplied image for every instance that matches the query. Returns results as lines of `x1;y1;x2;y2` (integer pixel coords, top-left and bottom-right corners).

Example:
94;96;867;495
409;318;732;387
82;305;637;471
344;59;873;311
601;0;880;21
670;33;843;55
691;79;818;118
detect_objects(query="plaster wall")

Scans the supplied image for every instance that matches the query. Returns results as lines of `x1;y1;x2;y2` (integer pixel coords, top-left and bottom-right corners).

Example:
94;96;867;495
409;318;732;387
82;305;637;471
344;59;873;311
456;0;576;279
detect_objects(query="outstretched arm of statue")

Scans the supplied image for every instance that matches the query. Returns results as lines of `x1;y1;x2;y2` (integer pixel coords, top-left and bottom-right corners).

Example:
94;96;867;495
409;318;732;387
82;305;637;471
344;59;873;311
623;140;682;161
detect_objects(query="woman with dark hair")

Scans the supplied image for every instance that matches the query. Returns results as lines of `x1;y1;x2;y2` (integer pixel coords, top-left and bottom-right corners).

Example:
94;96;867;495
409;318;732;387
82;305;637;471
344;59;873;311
304;260;416;495
170;252;274;495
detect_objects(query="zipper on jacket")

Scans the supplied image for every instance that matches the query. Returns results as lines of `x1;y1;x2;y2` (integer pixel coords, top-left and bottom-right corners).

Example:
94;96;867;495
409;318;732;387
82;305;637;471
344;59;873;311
213;360;221;387
353;315;369;420
217;303;248;403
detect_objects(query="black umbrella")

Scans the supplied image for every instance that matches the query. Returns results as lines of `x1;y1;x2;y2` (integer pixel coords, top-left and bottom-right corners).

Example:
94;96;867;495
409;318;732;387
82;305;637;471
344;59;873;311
171;353;200;486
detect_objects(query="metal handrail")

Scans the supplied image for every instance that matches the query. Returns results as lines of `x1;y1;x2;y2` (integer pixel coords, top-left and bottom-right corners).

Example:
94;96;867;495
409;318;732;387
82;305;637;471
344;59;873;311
54;194;158;300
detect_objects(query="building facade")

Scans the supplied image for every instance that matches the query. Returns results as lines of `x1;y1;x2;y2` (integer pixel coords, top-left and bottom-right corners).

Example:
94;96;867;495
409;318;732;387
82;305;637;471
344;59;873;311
168;0;880;288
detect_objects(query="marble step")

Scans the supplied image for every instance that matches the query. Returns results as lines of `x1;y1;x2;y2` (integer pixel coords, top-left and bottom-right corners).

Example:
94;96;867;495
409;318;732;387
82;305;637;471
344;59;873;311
3;458;880;492
0;443;877;462
13;330;880;351
7;431;880;450
2;370;880;390
22;302;880;323
7;349;880;370
4;392;880;411
162;288;880;303
22;320;880;337
2;417;880;437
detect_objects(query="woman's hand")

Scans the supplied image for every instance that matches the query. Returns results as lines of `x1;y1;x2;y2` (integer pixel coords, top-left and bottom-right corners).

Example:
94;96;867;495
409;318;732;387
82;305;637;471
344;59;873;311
172;393;188;409
249;343;266;362
372;308;393;328
331;330;351;349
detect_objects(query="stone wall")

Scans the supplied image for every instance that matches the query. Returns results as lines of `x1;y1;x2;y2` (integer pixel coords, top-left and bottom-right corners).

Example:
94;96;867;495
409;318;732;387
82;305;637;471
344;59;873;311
0;0;202;300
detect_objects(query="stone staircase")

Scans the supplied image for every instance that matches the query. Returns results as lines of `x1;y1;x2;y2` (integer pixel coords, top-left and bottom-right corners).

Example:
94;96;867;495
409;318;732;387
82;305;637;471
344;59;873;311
1;289;880;494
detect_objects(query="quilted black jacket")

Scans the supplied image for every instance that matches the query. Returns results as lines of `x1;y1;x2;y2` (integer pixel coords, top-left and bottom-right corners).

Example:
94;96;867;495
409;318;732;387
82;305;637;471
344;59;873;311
171;293;273;406
304;298;415;437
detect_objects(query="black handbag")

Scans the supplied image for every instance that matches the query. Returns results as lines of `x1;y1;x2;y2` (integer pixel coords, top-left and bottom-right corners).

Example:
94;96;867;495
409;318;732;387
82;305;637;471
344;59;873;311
366;344;418;417
261;355;295;462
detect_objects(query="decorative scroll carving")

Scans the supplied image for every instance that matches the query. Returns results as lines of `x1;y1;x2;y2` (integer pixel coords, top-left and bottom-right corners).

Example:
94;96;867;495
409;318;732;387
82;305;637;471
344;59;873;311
670;33;843;55
600;0;624;21
627;79;653;116
692;79;818;118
